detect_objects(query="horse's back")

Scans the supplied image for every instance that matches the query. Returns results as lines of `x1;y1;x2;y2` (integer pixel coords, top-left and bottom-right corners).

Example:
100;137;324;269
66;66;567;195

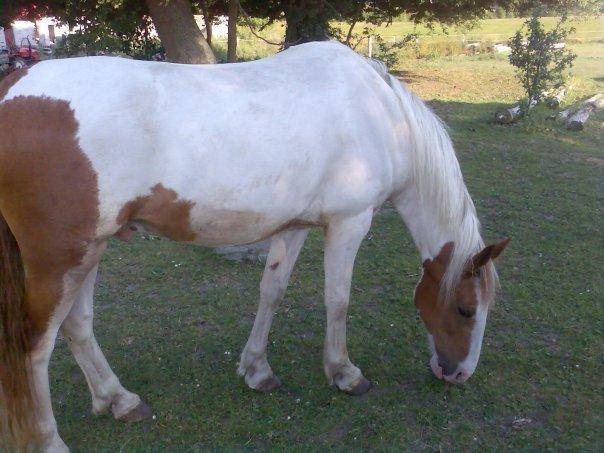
0;42;404;245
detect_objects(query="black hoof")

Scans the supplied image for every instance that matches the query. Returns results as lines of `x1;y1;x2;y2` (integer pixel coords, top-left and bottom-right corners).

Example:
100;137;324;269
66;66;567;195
254;375;282;392
116;401;153;423
343;376;372;396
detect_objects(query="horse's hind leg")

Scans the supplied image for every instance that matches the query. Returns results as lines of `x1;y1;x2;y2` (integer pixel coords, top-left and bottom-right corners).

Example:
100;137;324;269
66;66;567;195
60;264;151;422
323;210;373;395
238;229;309;390
29;244;105;452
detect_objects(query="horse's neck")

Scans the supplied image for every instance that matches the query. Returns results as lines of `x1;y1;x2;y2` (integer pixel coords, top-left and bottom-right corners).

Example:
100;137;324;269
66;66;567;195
393;186;457;261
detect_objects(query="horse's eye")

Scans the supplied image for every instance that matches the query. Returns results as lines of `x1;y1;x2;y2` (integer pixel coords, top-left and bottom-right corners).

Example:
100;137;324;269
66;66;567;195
457;307;474;318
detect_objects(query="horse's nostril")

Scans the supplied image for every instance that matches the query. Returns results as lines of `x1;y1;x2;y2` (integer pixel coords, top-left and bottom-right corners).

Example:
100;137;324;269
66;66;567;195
456;371;463;380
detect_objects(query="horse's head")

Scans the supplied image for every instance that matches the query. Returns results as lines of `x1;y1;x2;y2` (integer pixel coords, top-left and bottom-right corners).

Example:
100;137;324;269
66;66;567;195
414;238;509;384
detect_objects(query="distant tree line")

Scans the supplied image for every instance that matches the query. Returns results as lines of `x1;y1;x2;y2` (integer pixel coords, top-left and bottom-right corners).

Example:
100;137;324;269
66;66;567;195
1;0;599;64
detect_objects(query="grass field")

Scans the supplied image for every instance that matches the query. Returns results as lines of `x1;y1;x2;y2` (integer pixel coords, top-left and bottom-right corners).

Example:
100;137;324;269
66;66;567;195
211;16;604;61
370;16;604;41
47;21;603;452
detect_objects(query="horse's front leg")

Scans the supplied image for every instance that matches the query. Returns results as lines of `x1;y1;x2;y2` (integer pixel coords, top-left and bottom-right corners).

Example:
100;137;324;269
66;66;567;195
60;264;151;422
323;210;373;395
238;229;309;391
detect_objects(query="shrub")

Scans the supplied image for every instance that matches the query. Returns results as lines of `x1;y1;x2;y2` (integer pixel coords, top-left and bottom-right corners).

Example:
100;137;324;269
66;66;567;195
372;34;415;68
508;13;576;114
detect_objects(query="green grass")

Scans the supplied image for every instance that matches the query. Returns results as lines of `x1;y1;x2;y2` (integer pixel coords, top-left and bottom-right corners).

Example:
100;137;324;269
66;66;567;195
371;16;604;41
233;16;604;43
214;16;604;62
50;42;603;450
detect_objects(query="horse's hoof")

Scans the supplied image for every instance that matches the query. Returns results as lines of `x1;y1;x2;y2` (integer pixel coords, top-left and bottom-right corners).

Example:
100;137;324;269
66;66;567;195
254;375;282;392
117;401;153;423
344;376;372;396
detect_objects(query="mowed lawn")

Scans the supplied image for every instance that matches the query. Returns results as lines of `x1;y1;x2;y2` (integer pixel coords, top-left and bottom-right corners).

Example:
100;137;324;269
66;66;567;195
370;16;604;41
50;43;603;450
227;16;604;50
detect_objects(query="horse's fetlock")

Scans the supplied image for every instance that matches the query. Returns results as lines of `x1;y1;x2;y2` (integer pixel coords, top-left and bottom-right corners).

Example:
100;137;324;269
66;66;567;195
110;390;142;420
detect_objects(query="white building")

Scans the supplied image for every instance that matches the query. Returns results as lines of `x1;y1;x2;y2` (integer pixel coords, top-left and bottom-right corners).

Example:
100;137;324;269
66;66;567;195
194;15;229;40
0;27;6;49
0;17;69;50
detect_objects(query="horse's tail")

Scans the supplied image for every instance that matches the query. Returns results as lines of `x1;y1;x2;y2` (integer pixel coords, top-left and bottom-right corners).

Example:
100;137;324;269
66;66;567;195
0;210;37;449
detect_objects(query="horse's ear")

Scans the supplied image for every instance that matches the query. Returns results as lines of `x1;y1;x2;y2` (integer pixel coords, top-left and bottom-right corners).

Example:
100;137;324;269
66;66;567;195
423;258;444;282
423;242;455;282
465;238;510;276
489;237;511;260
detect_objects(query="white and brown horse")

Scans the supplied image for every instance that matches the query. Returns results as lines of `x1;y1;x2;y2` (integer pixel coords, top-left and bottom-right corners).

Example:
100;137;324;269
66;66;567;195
0;41;508;451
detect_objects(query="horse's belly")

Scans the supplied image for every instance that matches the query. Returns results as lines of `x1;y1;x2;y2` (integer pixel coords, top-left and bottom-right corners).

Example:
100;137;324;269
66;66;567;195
116;211;285;247
190;209;306;247
109;179;320;247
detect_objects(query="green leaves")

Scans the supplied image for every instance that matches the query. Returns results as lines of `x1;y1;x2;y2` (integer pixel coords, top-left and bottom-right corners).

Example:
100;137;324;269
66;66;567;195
508;13;577;115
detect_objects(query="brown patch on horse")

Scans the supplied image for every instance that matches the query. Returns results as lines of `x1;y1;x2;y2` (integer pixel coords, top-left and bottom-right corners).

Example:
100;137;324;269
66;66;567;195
415;239;509;374
0;95;99;341
0;68;28;102
114;224;140;242
269;261;280;270
116;184;196;242
270;217;326;239
415;243;476;372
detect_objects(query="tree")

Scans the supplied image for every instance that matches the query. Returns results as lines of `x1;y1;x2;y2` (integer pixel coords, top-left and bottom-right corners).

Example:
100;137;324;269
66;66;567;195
146;0;215;63
1;0;216;64
241;0;598;48
227;0;239;62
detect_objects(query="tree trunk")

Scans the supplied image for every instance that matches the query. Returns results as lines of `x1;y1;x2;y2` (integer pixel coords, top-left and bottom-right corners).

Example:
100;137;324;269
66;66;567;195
146;0;215;64
495;98;538;124
566;107;592;131
283;0;331;48
227;0;238;62
566;93;603;131
199;1;213;46
546;87;566;109
205;19;213;46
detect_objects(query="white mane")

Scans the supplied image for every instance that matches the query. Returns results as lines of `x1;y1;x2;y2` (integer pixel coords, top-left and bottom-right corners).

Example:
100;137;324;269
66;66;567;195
369;59;499;300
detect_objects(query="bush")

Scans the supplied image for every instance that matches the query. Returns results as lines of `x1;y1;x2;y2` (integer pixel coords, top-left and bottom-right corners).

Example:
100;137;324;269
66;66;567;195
508;13;576;114
371;34;415;68
52;17;162;61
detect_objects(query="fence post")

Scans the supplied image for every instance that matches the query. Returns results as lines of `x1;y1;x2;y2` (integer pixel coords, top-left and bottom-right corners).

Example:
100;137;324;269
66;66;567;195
368;35;373;58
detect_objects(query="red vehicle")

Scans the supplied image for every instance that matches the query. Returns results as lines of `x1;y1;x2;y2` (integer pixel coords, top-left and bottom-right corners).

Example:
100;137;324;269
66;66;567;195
10;37;41;69
0;37;41;73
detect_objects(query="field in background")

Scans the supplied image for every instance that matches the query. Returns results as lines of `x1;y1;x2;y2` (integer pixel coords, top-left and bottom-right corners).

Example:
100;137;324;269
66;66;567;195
370;16;604;41
48;16;604;452
211;16;604;61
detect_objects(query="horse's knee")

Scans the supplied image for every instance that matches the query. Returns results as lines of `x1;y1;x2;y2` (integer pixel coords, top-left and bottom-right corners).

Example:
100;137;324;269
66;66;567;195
61;313;93;344
260;277;286;303
326;299;349;321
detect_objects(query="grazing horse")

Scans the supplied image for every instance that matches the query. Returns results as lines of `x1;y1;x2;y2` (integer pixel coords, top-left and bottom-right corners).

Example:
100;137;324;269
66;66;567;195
0;41;509;451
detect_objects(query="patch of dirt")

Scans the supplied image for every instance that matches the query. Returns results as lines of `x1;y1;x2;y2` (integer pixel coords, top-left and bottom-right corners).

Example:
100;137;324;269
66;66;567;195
315;420;353;445
577;155;604;167
500;413;546;437
70;367;84;385
354;381;419;402
296;330;316;340
182;317;220;333
538;331;562;354
362;298;382;312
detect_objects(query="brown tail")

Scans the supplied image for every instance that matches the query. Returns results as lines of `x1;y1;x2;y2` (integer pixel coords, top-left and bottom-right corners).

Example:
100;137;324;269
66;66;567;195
0;211;37;449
